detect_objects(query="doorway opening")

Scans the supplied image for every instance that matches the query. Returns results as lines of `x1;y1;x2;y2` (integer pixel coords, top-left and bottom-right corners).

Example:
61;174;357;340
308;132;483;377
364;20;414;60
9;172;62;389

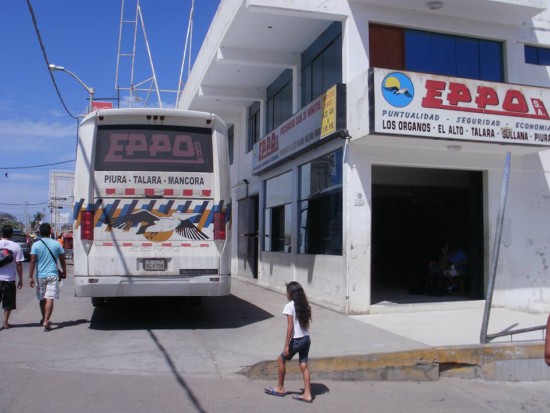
238;196;259;279
371;166;484;304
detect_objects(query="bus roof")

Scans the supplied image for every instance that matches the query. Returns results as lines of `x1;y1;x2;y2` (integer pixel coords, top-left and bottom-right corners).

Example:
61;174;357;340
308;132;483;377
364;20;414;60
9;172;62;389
80;108;227;130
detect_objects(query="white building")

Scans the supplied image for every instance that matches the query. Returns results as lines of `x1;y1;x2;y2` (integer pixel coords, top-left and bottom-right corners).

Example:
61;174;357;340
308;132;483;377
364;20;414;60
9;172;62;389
179;0;550;314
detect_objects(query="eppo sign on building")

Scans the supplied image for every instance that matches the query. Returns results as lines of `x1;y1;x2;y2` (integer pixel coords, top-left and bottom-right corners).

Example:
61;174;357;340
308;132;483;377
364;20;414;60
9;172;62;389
372;68;550;146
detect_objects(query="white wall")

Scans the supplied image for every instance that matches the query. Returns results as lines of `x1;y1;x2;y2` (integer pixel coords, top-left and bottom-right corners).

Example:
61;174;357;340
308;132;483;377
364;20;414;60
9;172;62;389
184;0;550;313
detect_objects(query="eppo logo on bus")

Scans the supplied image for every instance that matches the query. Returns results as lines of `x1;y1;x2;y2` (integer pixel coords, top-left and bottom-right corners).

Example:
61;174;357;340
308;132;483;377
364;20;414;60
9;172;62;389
104;133;205;164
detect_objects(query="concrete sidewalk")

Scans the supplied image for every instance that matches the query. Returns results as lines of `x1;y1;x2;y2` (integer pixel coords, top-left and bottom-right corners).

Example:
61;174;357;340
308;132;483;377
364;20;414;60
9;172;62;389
231;277;549;381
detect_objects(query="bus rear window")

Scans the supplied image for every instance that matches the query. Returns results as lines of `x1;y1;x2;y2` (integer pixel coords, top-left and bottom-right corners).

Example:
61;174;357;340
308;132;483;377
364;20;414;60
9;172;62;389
95;125;214;172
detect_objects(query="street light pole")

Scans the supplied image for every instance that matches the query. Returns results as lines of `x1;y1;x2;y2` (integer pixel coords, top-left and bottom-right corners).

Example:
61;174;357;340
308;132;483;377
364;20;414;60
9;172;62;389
49;64;95;114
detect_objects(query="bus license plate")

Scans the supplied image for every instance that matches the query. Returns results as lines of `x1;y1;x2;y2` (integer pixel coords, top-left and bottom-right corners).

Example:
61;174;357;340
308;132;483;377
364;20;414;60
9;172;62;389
143;259;166;271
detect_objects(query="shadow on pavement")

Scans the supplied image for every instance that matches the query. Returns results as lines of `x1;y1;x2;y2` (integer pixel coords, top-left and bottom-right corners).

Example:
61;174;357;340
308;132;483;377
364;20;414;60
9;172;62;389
89;294;273;330
311;382;330;397
148;330;208;413
54;319;89;330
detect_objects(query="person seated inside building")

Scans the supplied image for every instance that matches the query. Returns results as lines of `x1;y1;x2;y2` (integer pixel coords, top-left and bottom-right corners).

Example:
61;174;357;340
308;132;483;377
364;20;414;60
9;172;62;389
441;243;468;293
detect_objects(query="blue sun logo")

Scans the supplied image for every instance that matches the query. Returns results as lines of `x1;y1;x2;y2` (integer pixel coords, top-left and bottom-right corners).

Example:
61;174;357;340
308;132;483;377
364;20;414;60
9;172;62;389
381;72;415;108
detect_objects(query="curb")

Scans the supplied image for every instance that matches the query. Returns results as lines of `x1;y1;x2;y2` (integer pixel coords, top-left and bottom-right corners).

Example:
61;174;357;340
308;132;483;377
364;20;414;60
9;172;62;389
242;342;550;382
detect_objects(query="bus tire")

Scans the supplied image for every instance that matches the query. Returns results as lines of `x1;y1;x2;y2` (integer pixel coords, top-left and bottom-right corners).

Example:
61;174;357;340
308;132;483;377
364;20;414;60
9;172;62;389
190;296;203;306
91;297;106;307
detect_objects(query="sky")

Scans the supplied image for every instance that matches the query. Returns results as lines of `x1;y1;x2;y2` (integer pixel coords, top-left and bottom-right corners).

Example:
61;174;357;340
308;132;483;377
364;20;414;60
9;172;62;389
0;0;220;229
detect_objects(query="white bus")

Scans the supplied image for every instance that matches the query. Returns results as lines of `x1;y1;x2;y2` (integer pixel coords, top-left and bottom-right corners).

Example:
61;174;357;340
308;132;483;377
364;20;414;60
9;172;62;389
73;108;231;306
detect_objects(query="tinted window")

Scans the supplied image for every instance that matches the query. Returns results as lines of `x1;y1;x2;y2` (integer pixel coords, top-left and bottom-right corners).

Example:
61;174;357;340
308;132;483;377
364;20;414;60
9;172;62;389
301;22;342;105
393;27;504;82
525;45;538;64
525;45;550;66
298;149;343;255
95;126;213;173
479;40;503;81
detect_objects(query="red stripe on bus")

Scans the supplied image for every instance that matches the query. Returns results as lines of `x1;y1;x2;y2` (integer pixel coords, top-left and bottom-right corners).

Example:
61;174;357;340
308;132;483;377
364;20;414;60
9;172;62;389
103;242;114;246
200;244;209;247
181;243;192;247
125;188;135;195
202;190;212;197
122;242;133;247
161;243;172;247
106;188;115;195
142;243;153;247
164;189;174;196
145;188;155;196
183;189;193;196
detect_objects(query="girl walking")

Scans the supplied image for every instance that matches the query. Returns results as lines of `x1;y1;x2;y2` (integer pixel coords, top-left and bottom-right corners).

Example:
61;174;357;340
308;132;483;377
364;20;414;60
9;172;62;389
264;281;313;403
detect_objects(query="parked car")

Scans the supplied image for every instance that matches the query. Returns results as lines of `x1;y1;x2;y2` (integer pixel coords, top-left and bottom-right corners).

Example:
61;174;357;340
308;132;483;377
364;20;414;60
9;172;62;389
12;232;31;261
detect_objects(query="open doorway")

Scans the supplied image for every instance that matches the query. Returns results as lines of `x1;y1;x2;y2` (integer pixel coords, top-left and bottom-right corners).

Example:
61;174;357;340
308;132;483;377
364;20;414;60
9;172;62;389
371;166;484;304
238;196;259;279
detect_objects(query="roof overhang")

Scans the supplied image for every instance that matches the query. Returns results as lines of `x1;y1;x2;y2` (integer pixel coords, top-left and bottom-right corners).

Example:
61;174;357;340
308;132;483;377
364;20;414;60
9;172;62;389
179;0;346;114
354;0;548;26
180;0;548;116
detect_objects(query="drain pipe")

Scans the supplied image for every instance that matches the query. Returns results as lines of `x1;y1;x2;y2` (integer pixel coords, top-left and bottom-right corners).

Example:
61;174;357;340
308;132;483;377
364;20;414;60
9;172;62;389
343;136;351;315
480;151;511;344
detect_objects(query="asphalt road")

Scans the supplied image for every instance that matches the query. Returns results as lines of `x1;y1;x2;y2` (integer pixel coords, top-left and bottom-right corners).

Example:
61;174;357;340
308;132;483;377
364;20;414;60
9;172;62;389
1;264;549;412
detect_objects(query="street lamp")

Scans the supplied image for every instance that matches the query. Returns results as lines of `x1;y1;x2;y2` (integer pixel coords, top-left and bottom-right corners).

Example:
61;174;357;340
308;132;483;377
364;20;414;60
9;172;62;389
49;64;94;114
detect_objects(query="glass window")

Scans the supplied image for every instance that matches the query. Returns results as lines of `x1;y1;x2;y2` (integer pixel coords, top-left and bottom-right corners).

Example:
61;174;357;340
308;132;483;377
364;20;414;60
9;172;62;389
298;149;342;255
323;38;342;91
479;40;503;81
540;48;550;66
95;125;213;172
273;81;292;131
301;22;342;105
228;125;234;165
524;45;550;66
387;26;504;82
404;30;431;73
247;102;260;153
525;45;538;64
431;34;456;77
456;37;480;79
266;70;293;133
264;172;292;252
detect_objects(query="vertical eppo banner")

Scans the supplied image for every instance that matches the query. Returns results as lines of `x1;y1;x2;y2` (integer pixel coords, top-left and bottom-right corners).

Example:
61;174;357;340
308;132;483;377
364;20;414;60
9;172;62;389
372;68;550;146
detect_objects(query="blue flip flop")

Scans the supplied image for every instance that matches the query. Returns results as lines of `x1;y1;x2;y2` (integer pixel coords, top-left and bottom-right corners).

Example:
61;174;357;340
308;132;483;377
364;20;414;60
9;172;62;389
264;387;286;397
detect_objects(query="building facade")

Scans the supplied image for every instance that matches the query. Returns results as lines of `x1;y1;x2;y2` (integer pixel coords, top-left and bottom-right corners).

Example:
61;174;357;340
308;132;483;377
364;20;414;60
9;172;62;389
179;0;550;314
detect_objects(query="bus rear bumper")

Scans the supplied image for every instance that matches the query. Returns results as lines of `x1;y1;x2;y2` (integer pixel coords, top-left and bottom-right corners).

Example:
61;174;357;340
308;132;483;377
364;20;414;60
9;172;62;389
74;275;231;297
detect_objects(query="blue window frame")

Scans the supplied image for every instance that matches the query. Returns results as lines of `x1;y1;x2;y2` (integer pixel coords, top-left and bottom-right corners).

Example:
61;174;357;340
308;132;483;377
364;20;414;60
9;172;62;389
525;45;550;66
404;29;503;82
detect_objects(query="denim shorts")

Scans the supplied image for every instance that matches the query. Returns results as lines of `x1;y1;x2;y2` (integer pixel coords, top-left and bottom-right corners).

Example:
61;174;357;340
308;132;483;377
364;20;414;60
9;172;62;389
281;335;311;364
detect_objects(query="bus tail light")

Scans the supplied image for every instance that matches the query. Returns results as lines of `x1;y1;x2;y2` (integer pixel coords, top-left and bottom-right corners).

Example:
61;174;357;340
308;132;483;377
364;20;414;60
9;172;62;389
214;211;226;240
81;211;94;241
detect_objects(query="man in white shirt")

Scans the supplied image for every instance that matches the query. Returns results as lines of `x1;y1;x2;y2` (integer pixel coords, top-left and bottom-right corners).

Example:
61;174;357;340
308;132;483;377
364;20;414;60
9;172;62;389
0;225;24;329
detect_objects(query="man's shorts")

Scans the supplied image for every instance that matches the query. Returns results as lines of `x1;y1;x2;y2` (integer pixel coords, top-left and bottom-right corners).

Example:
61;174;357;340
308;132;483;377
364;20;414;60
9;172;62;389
281;335;311;364
0;281;16;310
36;276;59;300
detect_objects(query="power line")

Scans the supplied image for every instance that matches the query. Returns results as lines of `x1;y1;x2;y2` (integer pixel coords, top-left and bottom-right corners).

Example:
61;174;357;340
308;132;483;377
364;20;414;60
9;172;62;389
26;0;79;120
1;159;75;170
0;201;49;207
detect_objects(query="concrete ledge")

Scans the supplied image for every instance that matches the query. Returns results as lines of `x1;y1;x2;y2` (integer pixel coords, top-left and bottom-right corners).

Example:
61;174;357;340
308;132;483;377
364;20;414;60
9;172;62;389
242;342;550;381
